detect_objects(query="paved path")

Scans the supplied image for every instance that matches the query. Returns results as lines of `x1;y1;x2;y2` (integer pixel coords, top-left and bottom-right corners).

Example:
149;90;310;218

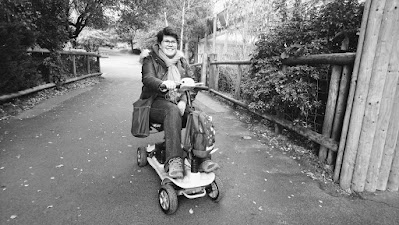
0;51;398;225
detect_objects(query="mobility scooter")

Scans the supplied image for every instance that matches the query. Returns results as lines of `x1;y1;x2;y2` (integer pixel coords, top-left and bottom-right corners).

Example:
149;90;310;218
136;78;223;214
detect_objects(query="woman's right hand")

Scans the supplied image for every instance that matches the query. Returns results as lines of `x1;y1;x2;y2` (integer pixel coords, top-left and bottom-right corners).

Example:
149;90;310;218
161;80;176;91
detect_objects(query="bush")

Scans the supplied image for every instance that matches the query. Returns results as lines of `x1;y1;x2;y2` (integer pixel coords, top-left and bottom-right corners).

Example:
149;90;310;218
242;0;363;131
0;21;42;95
218;66;236;93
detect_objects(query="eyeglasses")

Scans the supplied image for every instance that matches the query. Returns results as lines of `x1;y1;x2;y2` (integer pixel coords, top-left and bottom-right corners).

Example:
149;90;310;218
162;40;177;45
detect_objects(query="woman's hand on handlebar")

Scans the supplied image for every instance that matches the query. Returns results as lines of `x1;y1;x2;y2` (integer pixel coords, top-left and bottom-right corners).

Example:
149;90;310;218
177;101;186;116
160;80;177;91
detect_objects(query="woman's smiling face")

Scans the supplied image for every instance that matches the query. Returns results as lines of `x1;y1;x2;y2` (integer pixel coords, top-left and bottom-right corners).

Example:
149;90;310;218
159;35;178;57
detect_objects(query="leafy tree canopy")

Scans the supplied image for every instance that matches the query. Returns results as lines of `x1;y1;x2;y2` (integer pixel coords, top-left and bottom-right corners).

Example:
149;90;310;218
68;0;119;39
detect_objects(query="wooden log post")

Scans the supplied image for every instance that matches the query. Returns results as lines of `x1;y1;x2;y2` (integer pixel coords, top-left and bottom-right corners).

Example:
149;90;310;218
235;65;243;99
327;36;352;165
200;53;208;85
366;2;399;191
352;0;397;192
319;65;342;162
387;132;399;191
327;64;352;165
87;55;91;74
97;56;101;73
338;0;385;191
377;37;399;191
72;55;77;77
208;54;218;90
333;0;372;183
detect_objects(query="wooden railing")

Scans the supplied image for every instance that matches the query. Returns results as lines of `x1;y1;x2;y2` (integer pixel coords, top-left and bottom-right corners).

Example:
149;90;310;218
191;52;356;159
0;50;104;102
27;49;103;76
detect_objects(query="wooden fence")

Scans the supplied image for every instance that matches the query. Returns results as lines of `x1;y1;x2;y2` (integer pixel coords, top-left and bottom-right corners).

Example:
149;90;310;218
0;50;103;102
191;52;358;183
335;0;399;192
192;52;355;155
192;1;399;193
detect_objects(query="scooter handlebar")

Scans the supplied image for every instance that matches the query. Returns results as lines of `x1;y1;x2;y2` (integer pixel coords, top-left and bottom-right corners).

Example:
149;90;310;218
159;83;209;91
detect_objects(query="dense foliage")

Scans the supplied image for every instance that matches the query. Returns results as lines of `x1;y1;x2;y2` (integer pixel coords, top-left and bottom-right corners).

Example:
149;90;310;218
242;0;364;131
0;0;118;94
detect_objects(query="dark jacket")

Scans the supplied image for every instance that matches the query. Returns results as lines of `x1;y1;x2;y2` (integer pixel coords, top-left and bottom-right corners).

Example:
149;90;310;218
140;45;194;101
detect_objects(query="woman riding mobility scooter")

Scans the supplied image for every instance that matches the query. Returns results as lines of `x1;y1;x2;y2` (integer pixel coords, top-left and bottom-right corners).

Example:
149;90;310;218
136;78;224;215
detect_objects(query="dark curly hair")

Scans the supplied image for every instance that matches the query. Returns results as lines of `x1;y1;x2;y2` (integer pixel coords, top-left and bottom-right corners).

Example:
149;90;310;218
156;27;179;43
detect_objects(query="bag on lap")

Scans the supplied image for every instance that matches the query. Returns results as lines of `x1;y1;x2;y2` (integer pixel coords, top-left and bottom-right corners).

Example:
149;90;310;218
183;111;215;158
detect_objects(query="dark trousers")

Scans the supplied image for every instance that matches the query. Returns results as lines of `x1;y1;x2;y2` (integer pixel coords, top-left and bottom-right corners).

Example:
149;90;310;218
149;98;188;163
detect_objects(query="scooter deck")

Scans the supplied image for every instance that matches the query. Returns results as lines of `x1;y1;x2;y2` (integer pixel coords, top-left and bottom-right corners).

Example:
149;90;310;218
147;156;215;189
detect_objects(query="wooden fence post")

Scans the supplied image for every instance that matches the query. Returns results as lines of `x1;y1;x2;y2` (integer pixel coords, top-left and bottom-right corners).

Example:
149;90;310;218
338;0;384;191
319;65;342;162
200;53;208;85
351;0;397;192
387;131;399;191
333;0;372;183
377;37;399;191
208;54;218;90
235;65;242;99
72;55;77;76
327;64;352;165
87;55;91;74
327;36;351;165
365;1;399;191
97;56;101;73
387;138;399;191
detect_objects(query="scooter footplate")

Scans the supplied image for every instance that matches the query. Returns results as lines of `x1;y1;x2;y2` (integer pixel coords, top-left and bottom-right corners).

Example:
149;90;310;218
147;157;215;189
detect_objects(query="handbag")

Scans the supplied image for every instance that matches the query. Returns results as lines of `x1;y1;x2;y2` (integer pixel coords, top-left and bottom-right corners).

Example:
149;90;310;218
131;95;156;138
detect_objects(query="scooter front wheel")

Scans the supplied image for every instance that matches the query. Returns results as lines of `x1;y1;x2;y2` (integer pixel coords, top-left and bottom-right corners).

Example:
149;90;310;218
206;176;224;202
158;184;179;215
137;147;148;167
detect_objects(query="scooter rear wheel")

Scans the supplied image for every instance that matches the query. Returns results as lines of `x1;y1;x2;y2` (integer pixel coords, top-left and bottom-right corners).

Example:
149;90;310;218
137;147;148;167
158;184;178;214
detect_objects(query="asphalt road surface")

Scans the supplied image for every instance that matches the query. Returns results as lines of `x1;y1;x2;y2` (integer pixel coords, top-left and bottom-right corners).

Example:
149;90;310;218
0;50;398;225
